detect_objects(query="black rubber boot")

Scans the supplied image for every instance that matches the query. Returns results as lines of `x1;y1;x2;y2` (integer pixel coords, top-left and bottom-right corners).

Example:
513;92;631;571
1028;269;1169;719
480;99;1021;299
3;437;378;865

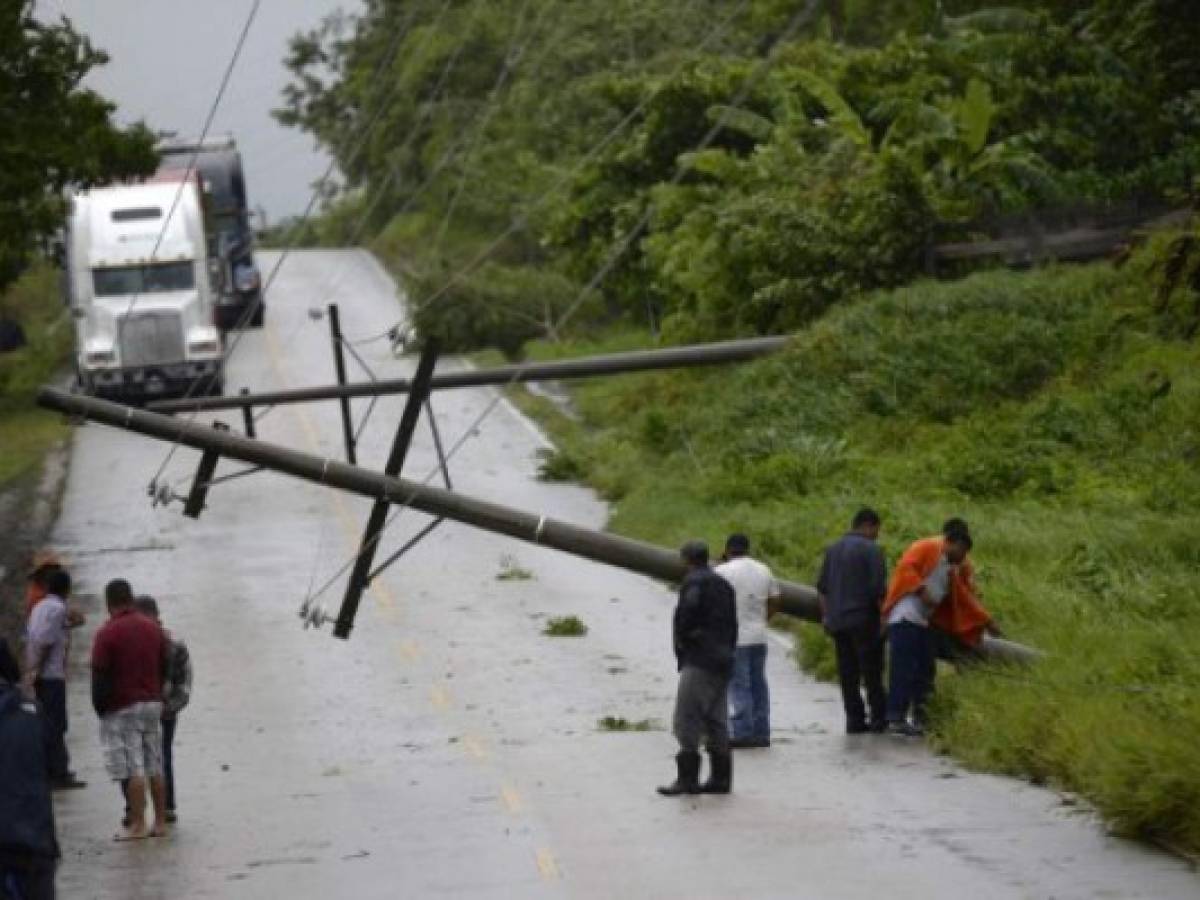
657;751;702;796
700;751;733;794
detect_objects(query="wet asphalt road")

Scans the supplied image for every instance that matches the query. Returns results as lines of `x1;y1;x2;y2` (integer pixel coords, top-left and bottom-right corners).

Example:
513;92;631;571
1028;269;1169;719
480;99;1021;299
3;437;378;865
47;250;1198;898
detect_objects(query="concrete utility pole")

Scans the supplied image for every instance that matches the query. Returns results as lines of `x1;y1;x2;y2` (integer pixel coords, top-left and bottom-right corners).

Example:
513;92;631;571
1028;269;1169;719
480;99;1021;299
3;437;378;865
146;335;792;414
37;386;1038;664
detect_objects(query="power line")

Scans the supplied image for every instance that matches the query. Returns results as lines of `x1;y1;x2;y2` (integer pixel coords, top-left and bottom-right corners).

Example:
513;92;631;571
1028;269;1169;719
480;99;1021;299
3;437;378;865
144;0;445;487
105;0;261;393
272;0;555;369
431;0;548;250
299;0;824;613
344;0;755;346
232;0;514;435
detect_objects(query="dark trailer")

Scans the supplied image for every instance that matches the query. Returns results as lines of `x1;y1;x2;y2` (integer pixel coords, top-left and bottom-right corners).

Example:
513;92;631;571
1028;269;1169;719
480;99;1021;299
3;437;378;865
158;136;264;330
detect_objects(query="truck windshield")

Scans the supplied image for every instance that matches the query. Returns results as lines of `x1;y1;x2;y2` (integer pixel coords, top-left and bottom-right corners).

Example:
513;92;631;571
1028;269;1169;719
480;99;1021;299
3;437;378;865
92;262;194;297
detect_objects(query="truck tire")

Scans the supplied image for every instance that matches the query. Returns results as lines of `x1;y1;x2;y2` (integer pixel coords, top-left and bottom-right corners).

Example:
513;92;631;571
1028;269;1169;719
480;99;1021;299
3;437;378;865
250;303;265;328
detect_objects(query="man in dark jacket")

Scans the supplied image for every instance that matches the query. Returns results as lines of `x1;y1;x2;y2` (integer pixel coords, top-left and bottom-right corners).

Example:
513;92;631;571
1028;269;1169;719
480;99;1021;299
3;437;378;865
658;541;738;797
0;678;58;899
817;508;888;734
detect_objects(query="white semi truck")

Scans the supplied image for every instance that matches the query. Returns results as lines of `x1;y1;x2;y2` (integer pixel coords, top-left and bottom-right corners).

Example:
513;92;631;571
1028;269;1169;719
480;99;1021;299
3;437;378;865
66;177;224;401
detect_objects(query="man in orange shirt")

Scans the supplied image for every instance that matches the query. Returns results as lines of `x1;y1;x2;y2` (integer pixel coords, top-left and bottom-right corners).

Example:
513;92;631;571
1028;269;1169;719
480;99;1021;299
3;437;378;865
881;525;976;736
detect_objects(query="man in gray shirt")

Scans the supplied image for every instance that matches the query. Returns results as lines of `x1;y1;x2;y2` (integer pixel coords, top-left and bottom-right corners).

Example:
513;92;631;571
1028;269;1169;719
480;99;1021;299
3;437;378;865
24;567;86;789
816;508;887;734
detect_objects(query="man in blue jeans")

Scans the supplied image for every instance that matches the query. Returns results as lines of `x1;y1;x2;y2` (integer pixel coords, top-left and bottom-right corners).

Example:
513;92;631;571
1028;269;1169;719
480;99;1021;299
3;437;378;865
134;597;191;823
882;528;974;736
0;675;59;900
716;534;780;749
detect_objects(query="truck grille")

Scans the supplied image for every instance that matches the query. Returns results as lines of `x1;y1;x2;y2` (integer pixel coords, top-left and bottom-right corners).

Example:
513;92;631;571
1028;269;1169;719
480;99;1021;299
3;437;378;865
118;313;185;368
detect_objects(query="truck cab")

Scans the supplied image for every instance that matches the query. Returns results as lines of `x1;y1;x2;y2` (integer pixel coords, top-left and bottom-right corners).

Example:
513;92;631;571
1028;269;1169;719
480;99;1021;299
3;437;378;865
157;137;264;330
67;180;223;401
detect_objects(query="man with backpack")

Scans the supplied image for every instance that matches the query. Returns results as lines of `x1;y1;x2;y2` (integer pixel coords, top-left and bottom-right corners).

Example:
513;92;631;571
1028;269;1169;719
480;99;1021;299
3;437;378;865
134;597;191;823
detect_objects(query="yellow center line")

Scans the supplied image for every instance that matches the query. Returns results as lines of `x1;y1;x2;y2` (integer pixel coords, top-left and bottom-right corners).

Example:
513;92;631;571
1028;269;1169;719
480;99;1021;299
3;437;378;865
429;684;452;710
463;734;487;760
264;326;398;614
535;848;560;881
500;784;523;814
268;312;558;884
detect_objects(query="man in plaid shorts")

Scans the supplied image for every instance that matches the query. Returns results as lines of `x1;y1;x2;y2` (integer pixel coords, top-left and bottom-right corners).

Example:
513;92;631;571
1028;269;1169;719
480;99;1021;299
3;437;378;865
91;580;167;840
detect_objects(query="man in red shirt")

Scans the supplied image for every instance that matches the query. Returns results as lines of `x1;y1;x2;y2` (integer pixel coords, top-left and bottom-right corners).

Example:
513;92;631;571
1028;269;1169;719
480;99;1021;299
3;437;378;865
91;579;167;840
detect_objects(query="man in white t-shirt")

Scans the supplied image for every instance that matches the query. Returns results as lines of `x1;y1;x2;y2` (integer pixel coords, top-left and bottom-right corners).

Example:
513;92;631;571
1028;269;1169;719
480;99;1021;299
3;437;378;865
715;534;780;749
882;528;973;737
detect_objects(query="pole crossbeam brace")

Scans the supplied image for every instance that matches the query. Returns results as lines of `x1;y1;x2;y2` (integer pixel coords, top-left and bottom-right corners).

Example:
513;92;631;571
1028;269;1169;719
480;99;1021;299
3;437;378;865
182;449;220;519
334;339;441;639
362;398;456;586
36;385;1040;665
146;336;791;414
239;389;256;438
425;399;452;490
182;421;231;518
327;304;358;465
366;517;446;584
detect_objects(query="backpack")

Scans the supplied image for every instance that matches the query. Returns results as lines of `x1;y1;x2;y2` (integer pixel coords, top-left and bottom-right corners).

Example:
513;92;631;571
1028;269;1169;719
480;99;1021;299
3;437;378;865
0;686;58;862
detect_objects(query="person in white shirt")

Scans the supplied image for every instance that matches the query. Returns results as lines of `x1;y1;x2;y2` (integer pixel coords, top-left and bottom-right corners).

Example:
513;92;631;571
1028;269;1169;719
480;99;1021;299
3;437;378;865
882;529;973;737
24;566;86;789
715;534;781;749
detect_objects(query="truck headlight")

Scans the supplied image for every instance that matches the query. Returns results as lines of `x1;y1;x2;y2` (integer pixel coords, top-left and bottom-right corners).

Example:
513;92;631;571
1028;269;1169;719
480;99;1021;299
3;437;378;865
187;326;222;355
187;337;221;354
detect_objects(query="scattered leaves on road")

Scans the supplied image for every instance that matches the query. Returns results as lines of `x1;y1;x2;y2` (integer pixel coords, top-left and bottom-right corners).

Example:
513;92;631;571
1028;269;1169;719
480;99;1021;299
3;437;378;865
496;554;533;581
543;615;588;637
597;716;656;732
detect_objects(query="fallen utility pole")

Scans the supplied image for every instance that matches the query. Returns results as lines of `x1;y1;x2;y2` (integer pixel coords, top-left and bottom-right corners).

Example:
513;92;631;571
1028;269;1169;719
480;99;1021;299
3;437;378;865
146;335;791;414
38;386;1037;664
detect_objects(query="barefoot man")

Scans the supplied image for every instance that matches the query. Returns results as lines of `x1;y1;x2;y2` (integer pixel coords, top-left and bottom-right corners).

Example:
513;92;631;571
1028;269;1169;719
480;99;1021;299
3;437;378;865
91;579;168;840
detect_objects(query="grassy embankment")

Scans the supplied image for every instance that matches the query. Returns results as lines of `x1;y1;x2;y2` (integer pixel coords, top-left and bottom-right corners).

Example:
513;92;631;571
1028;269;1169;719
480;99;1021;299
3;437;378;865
0;264;71;645
476;237;1200;855
0;264;70;485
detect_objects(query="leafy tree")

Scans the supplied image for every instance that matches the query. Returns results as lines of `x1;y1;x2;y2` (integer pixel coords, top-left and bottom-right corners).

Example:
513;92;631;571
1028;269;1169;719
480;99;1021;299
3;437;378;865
0;2;157;293
276;0;1200;351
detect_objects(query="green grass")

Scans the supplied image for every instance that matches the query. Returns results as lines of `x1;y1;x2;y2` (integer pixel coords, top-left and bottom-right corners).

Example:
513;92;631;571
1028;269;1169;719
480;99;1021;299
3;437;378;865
0;263;71;487
0;407;67;486
543;615;589;637
596;716;655;732
505;230;1200;854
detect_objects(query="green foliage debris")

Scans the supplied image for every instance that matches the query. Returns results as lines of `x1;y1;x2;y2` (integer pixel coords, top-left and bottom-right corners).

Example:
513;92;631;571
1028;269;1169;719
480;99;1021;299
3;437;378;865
543;615;588;637
597;716;655;732
496;555;534;581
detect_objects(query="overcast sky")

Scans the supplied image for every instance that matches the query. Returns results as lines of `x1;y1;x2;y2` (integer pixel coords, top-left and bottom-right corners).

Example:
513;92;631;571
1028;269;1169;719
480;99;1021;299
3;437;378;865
38;0;361;223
